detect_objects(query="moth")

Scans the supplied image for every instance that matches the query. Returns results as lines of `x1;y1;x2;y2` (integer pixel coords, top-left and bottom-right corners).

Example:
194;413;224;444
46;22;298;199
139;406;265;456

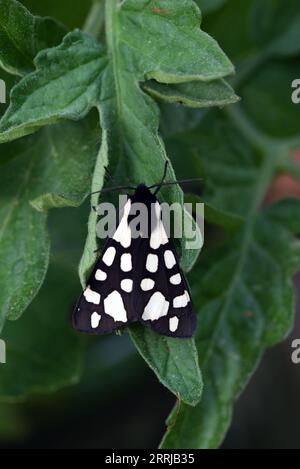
73;164;197;338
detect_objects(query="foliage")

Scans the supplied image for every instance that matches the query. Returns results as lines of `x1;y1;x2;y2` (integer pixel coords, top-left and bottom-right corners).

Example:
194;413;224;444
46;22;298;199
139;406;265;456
0;0;299;448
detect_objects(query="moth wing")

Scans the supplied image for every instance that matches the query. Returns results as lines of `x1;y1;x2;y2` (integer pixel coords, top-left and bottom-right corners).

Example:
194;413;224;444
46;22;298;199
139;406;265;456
138;204;197;338
73;198;141;335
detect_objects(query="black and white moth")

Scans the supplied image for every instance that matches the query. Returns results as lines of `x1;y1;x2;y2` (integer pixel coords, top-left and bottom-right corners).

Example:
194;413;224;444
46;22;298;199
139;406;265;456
73;179;197;338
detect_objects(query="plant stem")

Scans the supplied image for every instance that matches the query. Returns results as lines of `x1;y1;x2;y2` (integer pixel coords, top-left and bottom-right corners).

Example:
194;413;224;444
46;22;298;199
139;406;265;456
225;104;287;156
105;0;122;119
83;0;105;39
105;0;117;54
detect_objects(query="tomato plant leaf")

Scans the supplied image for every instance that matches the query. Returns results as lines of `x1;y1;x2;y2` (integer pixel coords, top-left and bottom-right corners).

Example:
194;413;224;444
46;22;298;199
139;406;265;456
130;325;203;406
0;119;98;331
0;0;66;76
185;194;244;233
0;31;107;142
143;79;239;108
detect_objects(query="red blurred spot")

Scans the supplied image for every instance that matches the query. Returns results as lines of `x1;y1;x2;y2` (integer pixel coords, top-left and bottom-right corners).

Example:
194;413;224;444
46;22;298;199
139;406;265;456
265;151;300;205
244;310;254;318
152;6;169;14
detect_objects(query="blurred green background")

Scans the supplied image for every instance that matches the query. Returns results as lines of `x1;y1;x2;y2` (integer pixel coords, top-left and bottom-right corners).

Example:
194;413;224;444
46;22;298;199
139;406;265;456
0;0;300;449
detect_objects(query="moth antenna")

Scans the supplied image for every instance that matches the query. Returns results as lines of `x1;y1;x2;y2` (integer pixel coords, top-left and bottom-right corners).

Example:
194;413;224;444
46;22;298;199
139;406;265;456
104;166;121;186
90;164;136;196
149;178;203;190
90;185;136;196
153;161;168;195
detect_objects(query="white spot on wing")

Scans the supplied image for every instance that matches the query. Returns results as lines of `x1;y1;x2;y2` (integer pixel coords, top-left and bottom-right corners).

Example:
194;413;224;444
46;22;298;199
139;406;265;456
140;278;155;291
84;286;100;305
142;292;169;321
113;199;132;248
121;279;133;293
170;273;181;285
169;316;179;332
91;312;101;328
103;246;116;266
104;290;127;322
164;250;176;269
121;253;132;272
173;290;190;308
150;202;169;249
146;253;158;273
95;269;107;281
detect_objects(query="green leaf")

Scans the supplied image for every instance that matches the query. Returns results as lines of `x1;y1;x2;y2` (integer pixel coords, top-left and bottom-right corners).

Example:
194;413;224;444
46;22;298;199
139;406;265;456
0;202;89;400
185;194;244;232
0;1;234;142
78;127;107;286
0;119;98;331
143;79;239;108
0;31;108;142
160;109;300;448
130;325;202;406
30;118;99;212
167;111;261;217
116;0;234;83
162;198;300;448
0;143;49;330
0;257;83;400
0;0;66;76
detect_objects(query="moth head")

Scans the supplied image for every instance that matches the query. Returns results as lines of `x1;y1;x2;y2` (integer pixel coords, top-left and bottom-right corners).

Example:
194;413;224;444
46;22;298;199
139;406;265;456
132;184;157;203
